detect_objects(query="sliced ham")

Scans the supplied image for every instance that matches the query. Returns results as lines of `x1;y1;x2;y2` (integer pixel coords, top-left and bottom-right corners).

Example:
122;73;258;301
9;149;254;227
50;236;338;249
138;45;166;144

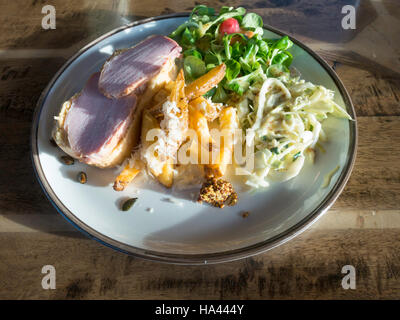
98;35;181;99
53;35;182;168
61;73;137;167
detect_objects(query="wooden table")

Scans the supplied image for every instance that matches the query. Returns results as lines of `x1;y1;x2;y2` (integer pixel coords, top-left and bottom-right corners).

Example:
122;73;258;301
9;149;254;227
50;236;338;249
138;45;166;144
0;0;399;299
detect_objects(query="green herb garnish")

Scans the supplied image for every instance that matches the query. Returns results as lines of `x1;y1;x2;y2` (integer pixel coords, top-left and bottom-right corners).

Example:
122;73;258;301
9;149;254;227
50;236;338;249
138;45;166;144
293;152;301;161
270;147;279;154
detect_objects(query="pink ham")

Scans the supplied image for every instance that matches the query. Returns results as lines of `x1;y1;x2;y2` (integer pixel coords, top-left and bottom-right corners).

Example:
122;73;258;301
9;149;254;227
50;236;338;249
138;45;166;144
63;72;137;165
98;35;181;99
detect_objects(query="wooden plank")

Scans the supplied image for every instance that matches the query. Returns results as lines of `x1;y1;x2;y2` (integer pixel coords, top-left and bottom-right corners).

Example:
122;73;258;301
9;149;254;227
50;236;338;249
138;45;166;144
0;58;66;119
0;58;66;215
2;210;400;233
332;63;400;117
0;118;56;215
0;0;144;50
0;229;399;299
333;116;400;210
315;210;400;230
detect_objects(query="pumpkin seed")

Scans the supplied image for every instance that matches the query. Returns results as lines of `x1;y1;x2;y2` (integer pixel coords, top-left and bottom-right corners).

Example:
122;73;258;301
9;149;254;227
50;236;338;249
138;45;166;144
61;155;74;165
122;198;138;211
77;172;87;184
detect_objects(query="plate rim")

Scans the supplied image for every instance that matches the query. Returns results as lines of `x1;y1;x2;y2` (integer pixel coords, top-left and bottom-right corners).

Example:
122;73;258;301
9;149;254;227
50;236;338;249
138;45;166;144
31;12;358;265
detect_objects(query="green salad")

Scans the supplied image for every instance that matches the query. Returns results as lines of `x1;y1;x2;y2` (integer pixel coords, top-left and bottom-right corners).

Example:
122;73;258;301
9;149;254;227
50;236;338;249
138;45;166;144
170;5;294;102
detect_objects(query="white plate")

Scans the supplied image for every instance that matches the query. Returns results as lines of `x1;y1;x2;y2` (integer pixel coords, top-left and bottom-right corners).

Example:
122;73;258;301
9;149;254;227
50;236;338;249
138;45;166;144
31;14;357;264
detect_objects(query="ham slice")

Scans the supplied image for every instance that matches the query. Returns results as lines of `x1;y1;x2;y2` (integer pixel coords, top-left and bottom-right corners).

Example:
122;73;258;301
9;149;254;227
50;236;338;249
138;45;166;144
98;35;181;99
62;72;137;166
53;35;182;168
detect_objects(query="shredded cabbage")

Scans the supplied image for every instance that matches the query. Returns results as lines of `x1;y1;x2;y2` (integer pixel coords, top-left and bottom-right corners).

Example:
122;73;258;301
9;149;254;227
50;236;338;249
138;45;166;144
234;75;352;188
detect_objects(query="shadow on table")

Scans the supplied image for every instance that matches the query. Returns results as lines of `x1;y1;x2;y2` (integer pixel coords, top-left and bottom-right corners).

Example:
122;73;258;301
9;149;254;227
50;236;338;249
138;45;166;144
5;7;146;49
249;0;377;43
0;8;145;238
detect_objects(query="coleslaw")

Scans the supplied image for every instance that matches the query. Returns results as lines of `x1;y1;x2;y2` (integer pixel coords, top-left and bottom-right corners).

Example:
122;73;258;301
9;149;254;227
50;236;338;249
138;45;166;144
234;72;352;188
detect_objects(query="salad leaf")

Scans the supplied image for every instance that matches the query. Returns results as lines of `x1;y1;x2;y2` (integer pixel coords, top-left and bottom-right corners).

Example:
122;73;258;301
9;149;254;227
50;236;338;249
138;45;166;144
191;5;215;17
266;64;289;78
203;87;217;98
271;35;293;51
184;55;206;80
225;59;241;81
257;40;269;57
223;33;246;60
239;57;253;74
212;84;228;103
219;6;234;15
225;67;264;95
231;41;244;58
242;13;263;29
271;50;293;67
243;38;258;62
181;27;196;46
184;48;202;59
169;21;200;39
